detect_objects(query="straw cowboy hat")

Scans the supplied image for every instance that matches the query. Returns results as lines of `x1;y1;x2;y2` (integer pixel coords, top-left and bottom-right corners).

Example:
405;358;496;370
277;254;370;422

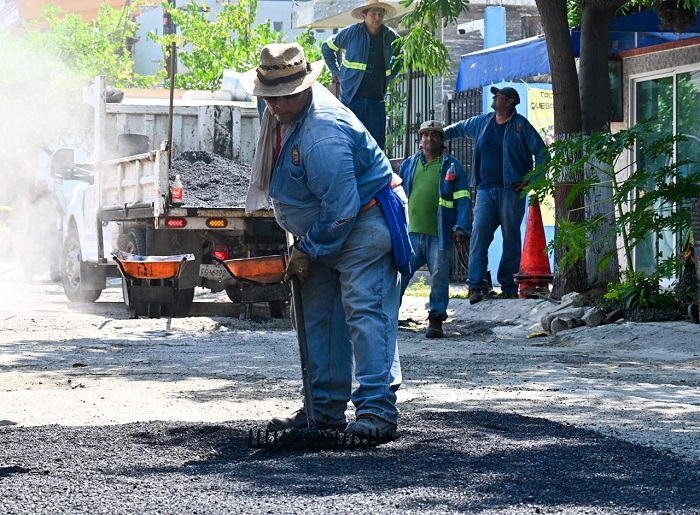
240;43;324;98
351;0;398;20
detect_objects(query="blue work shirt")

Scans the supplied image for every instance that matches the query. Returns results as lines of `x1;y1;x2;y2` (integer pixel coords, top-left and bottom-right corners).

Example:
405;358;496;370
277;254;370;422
322;22;401;106
444;111;548;189
399;150;472;251
269;84;393;259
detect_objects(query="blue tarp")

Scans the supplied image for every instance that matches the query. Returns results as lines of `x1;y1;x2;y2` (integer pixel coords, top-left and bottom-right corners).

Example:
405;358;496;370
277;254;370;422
456;10;700;92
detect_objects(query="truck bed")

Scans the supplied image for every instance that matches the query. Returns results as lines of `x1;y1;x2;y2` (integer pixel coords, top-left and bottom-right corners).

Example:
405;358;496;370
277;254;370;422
98;150;271;221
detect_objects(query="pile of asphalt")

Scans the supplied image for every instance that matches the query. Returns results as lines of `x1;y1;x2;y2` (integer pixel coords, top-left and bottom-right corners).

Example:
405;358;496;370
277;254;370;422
1;411;699;514
170;150;250;208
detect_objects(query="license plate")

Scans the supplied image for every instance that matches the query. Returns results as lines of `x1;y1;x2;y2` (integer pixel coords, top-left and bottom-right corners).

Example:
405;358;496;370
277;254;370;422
199;264;230;281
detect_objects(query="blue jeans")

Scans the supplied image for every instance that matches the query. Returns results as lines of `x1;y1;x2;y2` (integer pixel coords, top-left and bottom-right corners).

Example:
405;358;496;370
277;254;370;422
301;205;400;425
400;233;452;320
346;97;387;150
468;187;526;295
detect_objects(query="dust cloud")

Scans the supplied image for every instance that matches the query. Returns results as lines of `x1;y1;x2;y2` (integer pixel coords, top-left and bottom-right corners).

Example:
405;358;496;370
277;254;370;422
0;31;93;281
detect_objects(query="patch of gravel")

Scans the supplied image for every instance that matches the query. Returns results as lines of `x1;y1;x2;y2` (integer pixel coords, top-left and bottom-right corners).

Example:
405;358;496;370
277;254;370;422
170;150;251;208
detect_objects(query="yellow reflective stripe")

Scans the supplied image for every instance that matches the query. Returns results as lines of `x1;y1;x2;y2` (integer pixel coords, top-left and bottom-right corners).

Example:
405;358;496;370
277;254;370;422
453;189;470;199
326;37;340;51
342;60;367;71
439;199;454;208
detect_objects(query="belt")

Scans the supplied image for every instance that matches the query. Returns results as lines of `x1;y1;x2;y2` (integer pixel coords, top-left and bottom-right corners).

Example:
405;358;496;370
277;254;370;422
359;198;378;214
359;173;403;214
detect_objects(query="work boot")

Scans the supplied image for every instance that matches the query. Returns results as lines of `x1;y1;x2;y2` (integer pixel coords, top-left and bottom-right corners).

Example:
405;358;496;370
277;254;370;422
345;414;398;442
425;317;444;338
267;408;347;432
469;288;483;305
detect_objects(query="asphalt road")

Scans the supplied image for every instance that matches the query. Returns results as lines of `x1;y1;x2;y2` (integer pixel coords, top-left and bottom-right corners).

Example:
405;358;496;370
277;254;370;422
1;271;699;514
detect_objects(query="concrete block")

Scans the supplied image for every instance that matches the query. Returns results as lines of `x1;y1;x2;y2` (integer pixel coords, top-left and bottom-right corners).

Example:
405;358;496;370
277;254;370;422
559;292;585;308
550;316;578;334
542;307;585;332
582;307;606;327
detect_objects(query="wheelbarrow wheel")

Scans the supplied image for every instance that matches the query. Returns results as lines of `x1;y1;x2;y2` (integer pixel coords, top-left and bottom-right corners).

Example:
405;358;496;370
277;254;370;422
148;303;162;318
162;287;194;318
268;300;286;319
121;279;147;319
225;285;242;303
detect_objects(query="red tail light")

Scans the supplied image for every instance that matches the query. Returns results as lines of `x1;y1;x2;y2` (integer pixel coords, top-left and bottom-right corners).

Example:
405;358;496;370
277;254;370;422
212;244;229;261
165;217;187;228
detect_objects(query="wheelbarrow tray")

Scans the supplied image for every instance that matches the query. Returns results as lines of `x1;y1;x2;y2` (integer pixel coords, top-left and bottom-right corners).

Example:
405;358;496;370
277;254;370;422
219;255;286;284
112;250;195;280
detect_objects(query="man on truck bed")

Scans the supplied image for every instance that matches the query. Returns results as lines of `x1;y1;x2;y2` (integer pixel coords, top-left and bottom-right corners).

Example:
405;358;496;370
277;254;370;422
321;0;400;150
241;43;409;442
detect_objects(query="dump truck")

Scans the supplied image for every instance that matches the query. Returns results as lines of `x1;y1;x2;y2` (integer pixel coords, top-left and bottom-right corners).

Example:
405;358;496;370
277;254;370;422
52;76;286;317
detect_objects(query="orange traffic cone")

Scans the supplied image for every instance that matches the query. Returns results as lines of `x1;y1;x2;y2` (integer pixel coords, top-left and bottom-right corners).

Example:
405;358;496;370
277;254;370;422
513;196;553;298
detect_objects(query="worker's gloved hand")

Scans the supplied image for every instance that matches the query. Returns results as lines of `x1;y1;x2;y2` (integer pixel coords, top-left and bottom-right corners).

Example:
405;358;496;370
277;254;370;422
453;232;469;247
285;245;312;284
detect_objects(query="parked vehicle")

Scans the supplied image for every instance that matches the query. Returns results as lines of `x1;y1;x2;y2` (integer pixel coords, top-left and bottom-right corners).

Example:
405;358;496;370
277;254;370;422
52;76;285;317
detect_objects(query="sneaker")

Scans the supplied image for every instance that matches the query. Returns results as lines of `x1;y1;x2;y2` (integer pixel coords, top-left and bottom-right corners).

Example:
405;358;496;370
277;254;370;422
497;291;519;299
469;289;483;305
267;408;347;432
425;317;444;338
345;414;398;442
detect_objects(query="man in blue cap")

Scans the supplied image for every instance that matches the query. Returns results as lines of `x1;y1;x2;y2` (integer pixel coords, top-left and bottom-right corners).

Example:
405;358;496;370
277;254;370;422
443;86;548;304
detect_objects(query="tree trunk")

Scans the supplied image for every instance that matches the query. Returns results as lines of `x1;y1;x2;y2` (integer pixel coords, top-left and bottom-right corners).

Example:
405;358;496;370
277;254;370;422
579;0;626;287
534;0;581;136
535;0;588;296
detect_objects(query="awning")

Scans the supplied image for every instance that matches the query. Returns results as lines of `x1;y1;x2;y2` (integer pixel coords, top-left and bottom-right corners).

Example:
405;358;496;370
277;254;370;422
456;35;550;92
456;9;700;92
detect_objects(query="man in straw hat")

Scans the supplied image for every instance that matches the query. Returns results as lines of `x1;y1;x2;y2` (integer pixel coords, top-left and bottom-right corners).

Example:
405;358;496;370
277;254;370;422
241;43;411;442
321;0;400;150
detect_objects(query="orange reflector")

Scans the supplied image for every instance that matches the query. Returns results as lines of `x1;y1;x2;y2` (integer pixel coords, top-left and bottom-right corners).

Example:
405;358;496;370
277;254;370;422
206;218;227;228
165;217;187;228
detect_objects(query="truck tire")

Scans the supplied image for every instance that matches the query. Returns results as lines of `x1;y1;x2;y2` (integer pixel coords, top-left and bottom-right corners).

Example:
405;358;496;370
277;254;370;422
125;229;147;255
62;229;102;303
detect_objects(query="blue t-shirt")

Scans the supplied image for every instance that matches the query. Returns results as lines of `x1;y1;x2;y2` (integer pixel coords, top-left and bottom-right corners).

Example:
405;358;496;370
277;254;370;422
477;120;506;189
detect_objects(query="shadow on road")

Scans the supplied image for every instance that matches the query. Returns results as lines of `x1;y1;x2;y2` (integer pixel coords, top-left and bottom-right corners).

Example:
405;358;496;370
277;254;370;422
2;410;697;513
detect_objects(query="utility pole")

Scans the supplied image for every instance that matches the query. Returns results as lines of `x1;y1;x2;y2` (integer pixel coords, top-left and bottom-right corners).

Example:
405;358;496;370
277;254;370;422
163;1;177;77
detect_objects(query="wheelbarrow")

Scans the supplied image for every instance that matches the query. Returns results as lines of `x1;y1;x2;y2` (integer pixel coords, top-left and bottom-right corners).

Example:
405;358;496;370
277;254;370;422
112;250;195;319
212;254;290;319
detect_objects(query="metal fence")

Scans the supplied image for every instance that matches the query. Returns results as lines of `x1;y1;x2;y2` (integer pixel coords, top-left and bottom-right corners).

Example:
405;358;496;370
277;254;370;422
446;88;482;186
386;83;484;282
385;70;436;160
446;88;483;281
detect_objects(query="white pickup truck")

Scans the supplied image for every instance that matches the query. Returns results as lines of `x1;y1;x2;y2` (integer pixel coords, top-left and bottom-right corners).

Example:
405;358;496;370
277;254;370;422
53;76;285;317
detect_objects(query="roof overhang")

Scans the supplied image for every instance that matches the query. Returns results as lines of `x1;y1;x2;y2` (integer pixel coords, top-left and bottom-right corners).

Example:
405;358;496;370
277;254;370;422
292;0;416;30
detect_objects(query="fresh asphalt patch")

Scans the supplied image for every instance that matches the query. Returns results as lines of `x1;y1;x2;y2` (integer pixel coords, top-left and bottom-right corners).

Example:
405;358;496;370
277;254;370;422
1;410;699;515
